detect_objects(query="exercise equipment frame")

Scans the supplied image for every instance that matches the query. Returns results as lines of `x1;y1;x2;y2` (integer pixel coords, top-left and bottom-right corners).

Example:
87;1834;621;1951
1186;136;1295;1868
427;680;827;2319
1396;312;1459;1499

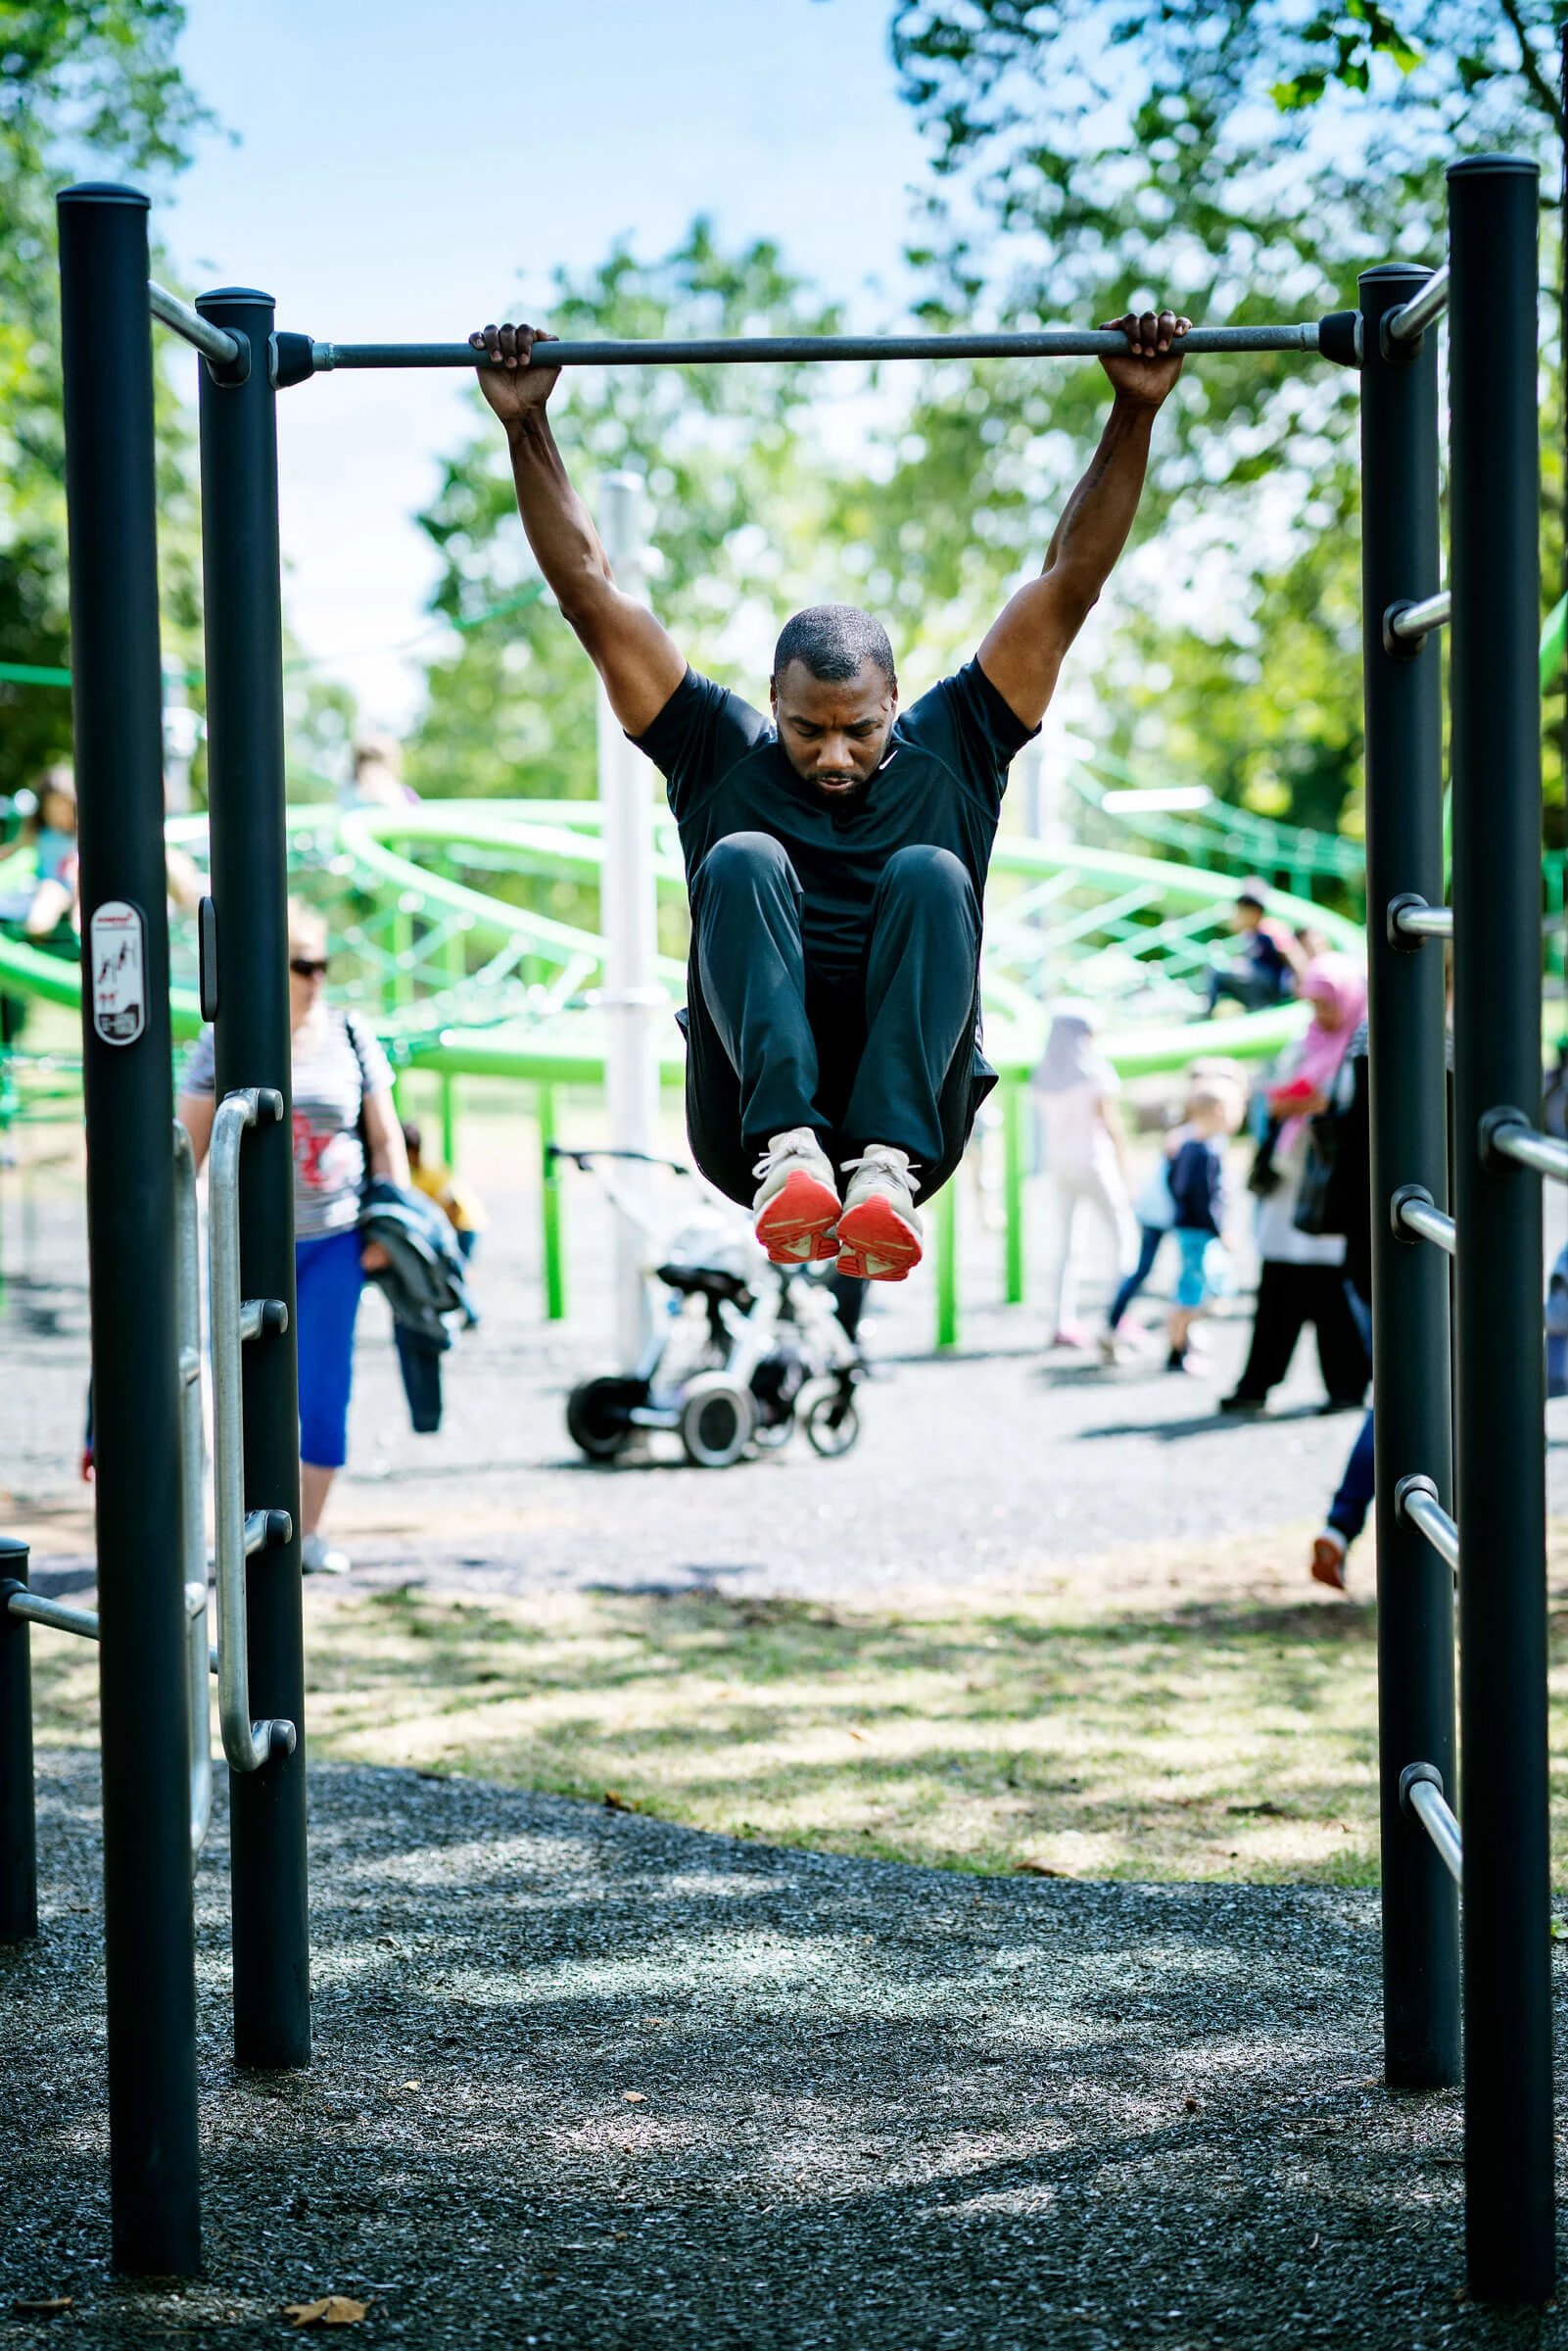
13;161;1552;2297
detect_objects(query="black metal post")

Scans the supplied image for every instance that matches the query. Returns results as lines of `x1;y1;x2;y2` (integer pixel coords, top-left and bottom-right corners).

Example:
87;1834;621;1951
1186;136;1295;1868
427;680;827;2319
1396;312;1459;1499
0;1539;36;1943
57;183;201;2275
1449;153;1553;2306
1358;263;1460;2090
197;288;309;2070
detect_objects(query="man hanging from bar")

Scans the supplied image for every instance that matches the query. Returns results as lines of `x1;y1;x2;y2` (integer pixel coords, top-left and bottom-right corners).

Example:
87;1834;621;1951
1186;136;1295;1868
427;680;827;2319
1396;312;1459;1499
470;308;1189;1279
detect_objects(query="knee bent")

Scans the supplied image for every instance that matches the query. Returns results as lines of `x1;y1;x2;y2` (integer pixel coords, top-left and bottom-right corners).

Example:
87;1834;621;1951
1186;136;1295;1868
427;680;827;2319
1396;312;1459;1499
694;831;796;898
877;843;976;914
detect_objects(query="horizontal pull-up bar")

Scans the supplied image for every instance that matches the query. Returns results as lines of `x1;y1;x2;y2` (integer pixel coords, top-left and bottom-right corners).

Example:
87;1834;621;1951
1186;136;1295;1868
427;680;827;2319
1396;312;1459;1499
148;280;241;367
306;319;1333;375
1386;265;1449;347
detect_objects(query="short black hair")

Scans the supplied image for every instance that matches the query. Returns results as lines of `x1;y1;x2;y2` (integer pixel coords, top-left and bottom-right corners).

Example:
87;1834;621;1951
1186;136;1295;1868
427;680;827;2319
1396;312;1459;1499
1235;879;1271;911
773;604;895;688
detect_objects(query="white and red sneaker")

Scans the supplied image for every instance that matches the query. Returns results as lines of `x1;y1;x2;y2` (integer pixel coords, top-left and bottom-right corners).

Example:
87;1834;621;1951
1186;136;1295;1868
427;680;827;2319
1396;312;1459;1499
751;1128;841;1265
835;1145;923;1281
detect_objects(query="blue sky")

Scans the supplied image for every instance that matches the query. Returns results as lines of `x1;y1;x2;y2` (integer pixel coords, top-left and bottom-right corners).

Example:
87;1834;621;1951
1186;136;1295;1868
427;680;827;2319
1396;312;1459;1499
155;0;929;728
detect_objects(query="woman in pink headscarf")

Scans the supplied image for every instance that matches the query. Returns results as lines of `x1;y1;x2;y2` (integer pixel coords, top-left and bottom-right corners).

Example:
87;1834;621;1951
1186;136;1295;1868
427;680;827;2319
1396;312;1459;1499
1220;954;1371;1414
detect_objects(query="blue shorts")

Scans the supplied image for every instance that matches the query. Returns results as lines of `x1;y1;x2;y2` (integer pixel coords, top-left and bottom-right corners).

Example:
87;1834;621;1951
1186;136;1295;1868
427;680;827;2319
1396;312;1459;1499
295;1226;364;1469
1174;1227;1216;1311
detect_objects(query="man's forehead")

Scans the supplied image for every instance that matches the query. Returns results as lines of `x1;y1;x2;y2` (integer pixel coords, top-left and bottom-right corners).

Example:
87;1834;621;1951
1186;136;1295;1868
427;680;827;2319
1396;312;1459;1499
773;658;895;716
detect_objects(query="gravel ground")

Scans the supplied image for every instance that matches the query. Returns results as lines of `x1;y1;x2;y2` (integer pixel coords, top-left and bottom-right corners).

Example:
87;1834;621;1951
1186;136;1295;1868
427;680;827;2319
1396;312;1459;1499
4;1751;1565;2348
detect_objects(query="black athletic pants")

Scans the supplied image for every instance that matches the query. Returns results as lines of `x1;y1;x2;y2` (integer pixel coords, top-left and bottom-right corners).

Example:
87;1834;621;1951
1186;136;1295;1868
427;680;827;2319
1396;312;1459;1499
1231;1259;1370;1407
683;831;988;1209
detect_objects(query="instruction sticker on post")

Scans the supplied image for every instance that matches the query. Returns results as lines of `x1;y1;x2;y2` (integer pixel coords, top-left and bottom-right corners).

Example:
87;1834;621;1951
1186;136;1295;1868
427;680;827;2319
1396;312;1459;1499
90;900;147;1047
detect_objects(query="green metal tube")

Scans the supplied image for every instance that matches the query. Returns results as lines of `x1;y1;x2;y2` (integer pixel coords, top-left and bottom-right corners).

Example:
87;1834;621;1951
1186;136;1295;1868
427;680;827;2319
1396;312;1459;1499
539;1083;565;1321
1002;1080;1025;1306
934;1178;958;1352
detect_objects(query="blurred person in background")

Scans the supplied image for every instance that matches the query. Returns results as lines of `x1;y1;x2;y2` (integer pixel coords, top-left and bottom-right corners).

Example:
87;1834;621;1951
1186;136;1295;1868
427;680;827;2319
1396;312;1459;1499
1203;880;1307;1018
177;900;409;1574
1102;1058;1244;1362
1222;954;1369;1415
1032;1003;1133;1349
1162;1078;1244;1373
350;733;419;809
23;766;79;939
402;1118;487;1264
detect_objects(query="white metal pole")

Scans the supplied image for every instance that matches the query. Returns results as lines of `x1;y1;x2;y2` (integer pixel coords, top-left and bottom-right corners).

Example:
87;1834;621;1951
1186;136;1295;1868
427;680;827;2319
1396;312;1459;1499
595;472;661;1369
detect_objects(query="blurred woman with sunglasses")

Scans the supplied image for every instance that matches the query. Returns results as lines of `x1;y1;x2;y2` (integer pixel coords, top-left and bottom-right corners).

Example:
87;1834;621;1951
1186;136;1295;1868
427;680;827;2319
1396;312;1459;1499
177;900;409;1573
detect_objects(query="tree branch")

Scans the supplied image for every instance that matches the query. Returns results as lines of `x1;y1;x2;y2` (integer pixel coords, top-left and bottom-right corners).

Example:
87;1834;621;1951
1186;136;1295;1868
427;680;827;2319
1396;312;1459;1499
1493;0;1566;137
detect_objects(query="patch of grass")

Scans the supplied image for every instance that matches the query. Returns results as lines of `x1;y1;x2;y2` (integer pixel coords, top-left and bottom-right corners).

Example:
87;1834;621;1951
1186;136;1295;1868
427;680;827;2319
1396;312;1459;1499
283;1579;1385;1881
30;1557;1568;1885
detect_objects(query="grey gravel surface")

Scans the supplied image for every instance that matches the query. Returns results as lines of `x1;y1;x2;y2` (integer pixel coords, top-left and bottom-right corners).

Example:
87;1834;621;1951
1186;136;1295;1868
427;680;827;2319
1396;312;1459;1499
3;1750;1566;2348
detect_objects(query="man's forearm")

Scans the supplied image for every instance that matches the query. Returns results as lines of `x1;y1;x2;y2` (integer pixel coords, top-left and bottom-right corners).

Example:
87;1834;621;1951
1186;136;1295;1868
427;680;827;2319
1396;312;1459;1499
1040;394;1156;607
502;410;614;630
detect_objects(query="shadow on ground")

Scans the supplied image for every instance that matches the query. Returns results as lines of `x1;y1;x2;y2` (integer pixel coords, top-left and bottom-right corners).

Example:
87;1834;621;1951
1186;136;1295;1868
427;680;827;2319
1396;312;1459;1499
1;1751;1563;2348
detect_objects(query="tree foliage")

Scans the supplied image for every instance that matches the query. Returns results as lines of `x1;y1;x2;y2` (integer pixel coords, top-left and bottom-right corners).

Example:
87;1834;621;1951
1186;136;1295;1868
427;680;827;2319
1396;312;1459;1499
0;1;209;796
405;223;872;803
883;0;1560;836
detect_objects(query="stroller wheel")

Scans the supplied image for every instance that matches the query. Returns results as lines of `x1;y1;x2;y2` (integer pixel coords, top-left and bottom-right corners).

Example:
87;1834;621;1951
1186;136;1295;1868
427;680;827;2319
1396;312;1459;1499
679;1375;755;1469
803;1386;861;1460
566;1375;646;1462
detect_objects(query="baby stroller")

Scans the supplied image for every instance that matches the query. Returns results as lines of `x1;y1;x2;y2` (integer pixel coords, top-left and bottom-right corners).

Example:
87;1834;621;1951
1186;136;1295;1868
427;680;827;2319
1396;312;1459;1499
552;1146;865;1469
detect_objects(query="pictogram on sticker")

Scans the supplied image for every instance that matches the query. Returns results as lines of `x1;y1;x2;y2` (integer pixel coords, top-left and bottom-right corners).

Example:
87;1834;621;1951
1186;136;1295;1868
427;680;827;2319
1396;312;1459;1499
90;900;146;1047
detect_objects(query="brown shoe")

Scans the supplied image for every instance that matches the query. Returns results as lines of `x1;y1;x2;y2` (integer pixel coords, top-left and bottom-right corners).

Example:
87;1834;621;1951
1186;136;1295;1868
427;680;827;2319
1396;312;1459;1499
1310;1529;1348;1591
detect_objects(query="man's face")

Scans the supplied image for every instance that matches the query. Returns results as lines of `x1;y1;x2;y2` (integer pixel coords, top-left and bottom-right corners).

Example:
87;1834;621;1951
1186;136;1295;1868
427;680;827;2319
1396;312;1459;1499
770;658;897;800
1230;900;1263;935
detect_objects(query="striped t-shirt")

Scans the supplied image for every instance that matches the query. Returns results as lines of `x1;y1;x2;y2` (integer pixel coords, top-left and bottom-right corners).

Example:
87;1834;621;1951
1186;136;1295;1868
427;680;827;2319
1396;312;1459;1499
181;1010;393;1240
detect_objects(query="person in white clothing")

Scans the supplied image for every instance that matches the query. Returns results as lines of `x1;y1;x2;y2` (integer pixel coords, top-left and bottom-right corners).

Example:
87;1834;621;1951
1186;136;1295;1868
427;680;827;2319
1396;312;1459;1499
1032;1005;1133;1347
1220;955;1370;1412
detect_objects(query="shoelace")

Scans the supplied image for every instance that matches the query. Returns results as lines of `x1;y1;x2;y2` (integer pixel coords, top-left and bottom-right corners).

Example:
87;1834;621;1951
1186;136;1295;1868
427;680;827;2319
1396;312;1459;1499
841;1148;920;1185
752;1136;828;1182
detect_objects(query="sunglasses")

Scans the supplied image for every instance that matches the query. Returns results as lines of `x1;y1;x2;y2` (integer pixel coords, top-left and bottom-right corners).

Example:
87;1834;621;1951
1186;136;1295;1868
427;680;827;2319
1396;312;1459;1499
289;956;328;979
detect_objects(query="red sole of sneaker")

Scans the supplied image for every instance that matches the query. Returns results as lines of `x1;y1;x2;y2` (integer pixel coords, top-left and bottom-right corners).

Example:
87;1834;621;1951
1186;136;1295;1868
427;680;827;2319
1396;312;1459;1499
755;1169;840;1265
835;1193;922;1281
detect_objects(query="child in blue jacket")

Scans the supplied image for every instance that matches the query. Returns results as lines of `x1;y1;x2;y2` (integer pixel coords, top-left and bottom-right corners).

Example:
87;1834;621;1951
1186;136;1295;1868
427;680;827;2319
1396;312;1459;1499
1164;1084;1235;1371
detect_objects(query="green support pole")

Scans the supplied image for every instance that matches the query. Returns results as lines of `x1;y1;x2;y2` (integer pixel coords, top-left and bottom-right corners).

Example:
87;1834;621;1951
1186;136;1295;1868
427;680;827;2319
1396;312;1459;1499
934;1176;958;1352
539;1082;565;1321
388;904;412;1116
1002;1080;1025;1305
440;925;462;1164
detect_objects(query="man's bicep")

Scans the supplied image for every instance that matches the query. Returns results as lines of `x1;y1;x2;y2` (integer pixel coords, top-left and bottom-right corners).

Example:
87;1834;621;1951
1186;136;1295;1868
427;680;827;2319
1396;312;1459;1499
575;589;688;738
975;573;1090;732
